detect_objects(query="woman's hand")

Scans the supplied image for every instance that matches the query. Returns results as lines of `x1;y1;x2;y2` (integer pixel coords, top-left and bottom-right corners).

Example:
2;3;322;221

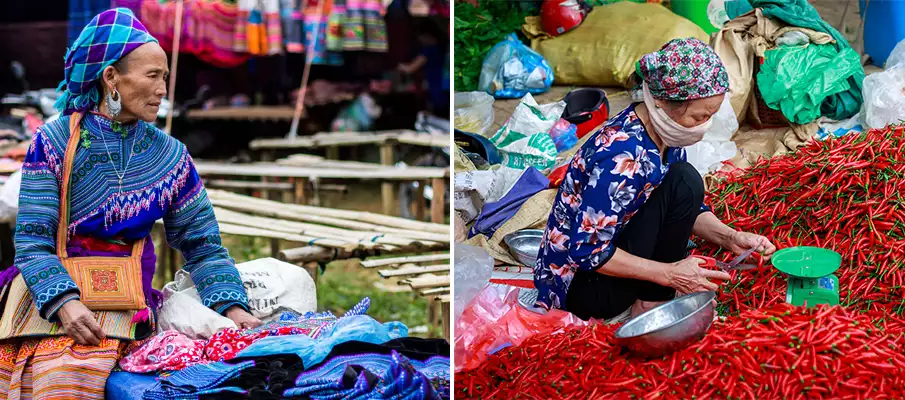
726;231;777;261
58;300;105;346
664;256;732;295
225;306;263;330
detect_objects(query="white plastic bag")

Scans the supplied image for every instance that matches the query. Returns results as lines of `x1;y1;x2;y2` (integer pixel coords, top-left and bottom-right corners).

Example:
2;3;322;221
454;92;495;136
453;244;494;323
885;39;905;69
158;271;236;339
685;96;739;175
489;94;564;171
0;171;21;223
861;65;905;129
157;257;317;339
707;0;729;29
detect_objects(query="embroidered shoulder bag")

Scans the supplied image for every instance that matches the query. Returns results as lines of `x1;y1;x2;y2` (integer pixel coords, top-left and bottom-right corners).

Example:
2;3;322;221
58;112;147;311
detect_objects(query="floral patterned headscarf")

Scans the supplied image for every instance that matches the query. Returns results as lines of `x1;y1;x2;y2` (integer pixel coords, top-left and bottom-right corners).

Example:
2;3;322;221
635;37;729;101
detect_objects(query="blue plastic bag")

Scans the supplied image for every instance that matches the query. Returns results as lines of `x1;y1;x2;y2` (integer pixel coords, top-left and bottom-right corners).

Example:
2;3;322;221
478;34;554;99
234;315;408;368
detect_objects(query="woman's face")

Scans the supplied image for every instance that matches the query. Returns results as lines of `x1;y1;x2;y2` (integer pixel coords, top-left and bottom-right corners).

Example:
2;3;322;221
657;94;724;128
101;43;169;122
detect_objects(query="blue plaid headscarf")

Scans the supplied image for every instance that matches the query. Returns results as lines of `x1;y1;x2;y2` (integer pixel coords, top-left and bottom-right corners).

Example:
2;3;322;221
55;8;158;115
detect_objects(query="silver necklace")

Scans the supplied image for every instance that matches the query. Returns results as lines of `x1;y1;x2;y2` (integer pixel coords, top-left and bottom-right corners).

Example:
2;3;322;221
100;125;138;194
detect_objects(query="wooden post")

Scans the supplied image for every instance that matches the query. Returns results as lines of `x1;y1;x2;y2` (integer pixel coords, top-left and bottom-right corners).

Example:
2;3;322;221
310;177;321;206
427;298;438;337
302;261;320;285
414;180;426;221
271;238;281;258
379;140;396;216
430;177;446;224
260;150;274;200
294;178;308;204
326;146;339;160
441;299;450;342
282;178;294;203
163;0;184;134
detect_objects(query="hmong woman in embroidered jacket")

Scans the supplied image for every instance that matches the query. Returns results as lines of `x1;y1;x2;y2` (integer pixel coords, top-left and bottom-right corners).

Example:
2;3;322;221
0;9;263;399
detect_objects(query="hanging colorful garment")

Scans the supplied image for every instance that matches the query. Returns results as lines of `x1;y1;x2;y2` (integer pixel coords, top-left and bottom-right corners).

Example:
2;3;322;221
284;0;305;52
234;0;283;56
302;0;344;65
137;0;250;68
342;0;388;52
325;0;346;51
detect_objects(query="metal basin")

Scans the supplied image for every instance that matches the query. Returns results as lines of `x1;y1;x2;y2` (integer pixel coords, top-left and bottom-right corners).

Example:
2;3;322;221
503;229;544;266
614;291;716;358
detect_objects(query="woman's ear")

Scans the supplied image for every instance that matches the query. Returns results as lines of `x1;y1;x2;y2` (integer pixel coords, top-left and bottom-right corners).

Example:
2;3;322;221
101;65;118;93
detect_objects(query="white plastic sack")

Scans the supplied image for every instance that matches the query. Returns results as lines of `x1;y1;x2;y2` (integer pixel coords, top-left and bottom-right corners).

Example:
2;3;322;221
237;257;317;319
158;257;317;339
489;94;564;171
685;96;739;175
0;171;21;223
454;92;495;136
861;65;905;130
453;244;494;323
453;167;526;223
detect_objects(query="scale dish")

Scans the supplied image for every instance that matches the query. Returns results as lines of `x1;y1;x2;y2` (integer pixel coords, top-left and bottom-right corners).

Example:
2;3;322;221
772;246;841;278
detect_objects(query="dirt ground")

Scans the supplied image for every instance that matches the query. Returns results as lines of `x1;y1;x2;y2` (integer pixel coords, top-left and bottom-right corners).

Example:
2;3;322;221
487;0;882;136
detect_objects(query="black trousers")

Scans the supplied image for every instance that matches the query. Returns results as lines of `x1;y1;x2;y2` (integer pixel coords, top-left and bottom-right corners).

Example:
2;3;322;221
565;162;705;321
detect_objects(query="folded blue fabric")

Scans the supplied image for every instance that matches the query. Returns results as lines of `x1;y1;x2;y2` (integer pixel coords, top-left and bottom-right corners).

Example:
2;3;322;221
106;371;159;400
468;167;550;238
283;350;449;399
142;360;255;400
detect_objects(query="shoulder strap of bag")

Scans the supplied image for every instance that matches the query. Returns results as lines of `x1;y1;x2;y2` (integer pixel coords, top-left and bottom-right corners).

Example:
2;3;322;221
56;112;144;260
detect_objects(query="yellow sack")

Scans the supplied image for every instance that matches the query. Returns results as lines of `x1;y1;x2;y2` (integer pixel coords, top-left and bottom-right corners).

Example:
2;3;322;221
524;2;709;88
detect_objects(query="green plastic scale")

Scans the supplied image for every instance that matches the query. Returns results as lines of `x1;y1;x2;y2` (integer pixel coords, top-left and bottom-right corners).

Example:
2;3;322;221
771;247;842;307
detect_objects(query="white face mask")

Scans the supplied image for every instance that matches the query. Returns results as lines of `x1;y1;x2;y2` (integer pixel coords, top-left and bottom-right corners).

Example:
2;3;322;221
642;82;712;148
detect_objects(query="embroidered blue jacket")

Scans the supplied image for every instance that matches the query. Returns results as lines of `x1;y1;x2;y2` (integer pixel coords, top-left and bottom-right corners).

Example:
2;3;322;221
14;113;249;319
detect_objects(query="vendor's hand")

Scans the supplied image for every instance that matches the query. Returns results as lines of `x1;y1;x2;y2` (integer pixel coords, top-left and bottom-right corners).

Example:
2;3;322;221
727;231;777;261
225;306;263;330
665;256;732;295
58;300;105;346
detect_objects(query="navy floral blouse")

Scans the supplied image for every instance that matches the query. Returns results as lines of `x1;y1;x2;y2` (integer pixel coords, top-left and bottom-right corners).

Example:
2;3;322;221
533;104;710;311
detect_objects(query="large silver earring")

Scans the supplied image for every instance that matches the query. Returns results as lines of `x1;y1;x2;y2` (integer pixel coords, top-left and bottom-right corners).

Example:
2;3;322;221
107;89;122;117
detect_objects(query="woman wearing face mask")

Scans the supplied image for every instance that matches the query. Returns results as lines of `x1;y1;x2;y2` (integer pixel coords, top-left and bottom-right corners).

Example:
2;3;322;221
533;38;776;321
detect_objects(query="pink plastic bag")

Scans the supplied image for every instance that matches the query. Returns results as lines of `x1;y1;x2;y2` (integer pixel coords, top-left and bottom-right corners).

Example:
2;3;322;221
454;285;599;372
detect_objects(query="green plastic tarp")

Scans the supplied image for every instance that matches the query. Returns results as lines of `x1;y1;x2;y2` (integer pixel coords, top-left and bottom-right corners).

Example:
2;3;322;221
758;44;863;124
751;0;865;123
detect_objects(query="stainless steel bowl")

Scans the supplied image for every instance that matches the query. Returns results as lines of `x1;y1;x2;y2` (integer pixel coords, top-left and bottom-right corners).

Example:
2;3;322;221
614;291;716;358
503;229;544;266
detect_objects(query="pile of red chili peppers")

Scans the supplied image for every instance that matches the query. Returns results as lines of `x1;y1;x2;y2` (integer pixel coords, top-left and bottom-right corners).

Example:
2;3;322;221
455;304;905;399
699;124;905;316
